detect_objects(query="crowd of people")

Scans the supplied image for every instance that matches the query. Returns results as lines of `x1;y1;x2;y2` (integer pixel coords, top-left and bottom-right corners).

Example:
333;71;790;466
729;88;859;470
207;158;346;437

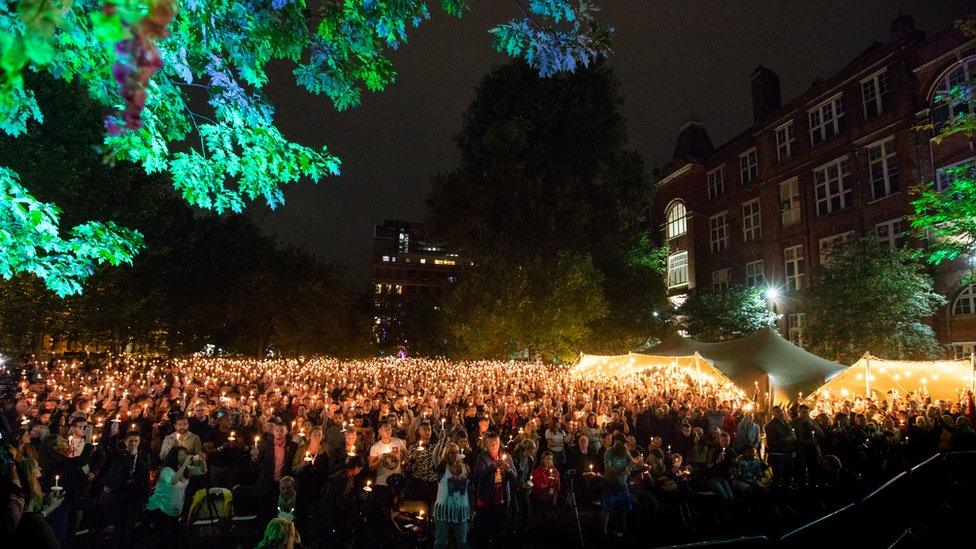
1;355;974;548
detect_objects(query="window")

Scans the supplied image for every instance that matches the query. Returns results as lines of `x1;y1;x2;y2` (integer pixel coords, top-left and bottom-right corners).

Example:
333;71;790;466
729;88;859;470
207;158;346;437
709;212;728;253
808;95;845;145
868;137;899;199
861;70;889;119
814;158;853;217
707;167;725;199
875;218;907;249
742;199;762;243
953;285;976;315
745;260;765;287
739;148;759;184
665;201;687;239
775;122;794;162
935;157;975;192
779;178;801;228
784;245;805;290
667;251;689;288
819;231;854;264
712;268;731;291
788;313;806;347
931;56;974;130
949;342;976;360
374;284;382;294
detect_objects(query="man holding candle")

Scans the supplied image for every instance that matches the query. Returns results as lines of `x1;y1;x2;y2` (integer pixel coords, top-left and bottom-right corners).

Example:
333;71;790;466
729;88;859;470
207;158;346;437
101;432;149;542
158;416;202;461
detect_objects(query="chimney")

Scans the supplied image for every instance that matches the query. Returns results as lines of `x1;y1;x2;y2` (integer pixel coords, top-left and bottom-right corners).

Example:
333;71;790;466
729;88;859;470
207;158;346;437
889;13;915;40
750;65;781;122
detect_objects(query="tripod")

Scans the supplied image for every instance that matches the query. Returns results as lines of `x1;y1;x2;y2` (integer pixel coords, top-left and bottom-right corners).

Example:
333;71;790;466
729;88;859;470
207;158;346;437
558;469;585;547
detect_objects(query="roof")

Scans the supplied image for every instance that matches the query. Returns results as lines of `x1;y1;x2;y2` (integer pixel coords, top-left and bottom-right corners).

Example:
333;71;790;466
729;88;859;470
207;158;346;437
648;327;846;399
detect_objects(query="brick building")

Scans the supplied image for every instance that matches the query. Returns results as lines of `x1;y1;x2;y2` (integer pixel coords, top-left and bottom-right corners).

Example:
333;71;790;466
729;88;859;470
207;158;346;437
651;15;976;357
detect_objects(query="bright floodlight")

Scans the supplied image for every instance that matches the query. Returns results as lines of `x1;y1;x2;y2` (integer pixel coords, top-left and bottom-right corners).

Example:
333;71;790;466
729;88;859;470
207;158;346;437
765;287;779;300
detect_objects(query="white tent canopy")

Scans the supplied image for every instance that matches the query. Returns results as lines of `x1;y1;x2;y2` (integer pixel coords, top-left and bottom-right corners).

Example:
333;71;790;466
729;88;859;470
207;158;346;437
810;353;976;401
574;352;749;400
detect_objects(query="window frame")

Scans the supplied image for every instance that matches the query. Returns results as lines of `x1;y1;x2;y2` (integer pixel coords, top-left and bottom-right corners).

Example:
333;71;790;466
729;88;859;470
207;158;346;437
775;121;795;162
745;260;765;287
667;251;690;289
665;200;688;240
712;268;731;291
935;156;975;192
813;157;854;217
808;94;845;146
707;166;726;199
709;211;729;254
867;136;900;200
875;217;907;249
818;231;855;265
779;177;801;228
860;69;889;120
953;285;976;316
787;312;806;347
739;148;759;185
931;56;975;131
742;198;762;243
784;244;805;291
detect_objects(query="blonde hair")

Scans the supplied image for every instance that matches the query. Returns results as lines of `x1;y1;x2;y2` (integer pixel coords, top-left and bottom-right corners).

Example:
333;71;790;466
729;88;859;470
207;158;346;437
256;517;297;549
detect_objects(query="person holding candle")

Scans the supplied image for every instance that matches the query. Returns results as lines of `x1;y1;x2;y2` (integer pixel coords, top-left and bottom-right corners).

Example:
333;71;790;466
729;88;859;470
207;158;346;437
101;432;149;543
158;416;203;461
145;447;206;548
530;451;561;528
403;422;438;504
432;443;470;549
292;427;330;531
471;431;517;546
12;457;64;549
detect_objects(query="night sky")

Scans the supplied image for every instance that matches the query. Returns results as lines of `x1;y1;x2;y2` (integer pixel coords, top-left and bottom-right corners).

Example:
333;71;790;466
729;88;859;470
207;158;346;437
257;0;972;288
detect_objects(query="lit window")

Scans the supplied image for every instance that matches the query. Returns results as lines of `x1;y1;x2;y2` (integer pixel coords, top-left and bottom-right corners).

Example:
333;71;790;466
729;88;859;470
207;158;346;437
784;245;805;291
667;251;689;288
374;284;382;294
935;157;975;192
665;201;687;239
742;199;762;243
949;342;976;359
818;232;854;265
861;70;889;120
868;137;899;199
875;218;907;249
931;56;974;131
953;285;975;316
709;212;728;253
745;260;764;287
707;167;725;199
382;256;390;262
779;178;800;228
448;276;456;283
814;157;853;217
739;148;759;184
712;268;730;291
419;258;426;264
808;94;845;145
788;313;806;347
434;259;456;265
775;121;794;162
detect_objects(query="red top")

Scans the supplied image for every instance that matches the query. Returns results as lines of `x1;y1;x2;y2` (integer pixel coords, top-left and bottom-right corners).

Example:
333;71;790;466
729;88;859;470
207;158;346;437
530;465;561;502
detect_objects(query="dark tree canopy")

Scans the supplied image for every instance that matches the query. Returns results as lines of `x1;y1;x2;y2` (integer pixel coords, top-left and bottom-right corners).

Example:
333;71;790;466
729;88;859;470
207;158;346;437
677;285;779;343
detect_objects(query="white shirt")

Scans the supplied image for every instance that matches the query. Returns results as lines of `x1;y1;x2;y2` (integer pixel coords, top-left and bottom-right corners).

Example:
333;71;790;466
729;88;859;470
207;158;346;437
369;437;407;486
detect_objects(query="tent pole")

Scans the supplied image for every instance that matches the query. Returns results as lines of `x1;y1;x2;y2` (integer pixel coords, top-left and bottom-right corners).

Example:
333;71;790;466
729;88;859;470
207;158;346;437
864;352;871;399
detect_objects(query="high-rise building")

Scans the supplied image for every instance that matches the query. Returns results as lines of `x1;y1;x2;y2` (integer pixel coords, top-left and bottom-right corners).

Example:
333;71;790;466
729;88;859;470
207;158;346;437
369;220;469;354
652;15;976;356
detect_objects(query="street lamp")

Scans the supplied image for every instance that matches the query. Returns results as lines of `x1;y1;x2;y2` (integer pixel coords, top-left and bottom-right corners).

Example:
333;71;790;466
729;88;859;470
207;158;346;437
765;287;779;301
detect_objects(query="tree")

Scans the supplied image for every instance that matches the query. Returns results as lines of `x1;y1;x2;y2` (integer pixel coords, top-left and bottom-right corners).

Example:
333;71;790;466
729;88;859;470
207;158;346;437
444;253;606;361
427;60;665;355
0;74;369;357
0;0;612;296
912;16;976;284
804;237;945;363
677;285;779;343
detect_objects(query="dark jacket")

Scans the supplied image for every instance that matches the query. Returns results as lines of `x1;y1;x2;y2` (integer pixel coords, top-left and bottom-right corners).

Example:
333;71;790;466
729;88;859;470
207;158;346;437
765;418;797;454
254;438;299;495
471;450;517;508
103;450;150;502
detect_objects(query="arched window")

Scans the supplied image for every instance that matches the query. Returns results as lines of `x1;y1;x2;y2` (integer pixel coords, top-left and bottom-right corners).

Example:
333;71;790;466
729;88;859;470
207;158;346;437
931;56;975;130
666;200;687;239
953;285;975;316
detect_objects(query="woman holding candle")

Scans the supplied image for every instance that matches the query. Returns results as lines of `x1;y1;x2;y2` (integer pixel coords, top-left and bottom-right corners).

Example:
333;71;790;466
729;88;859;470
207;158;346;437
146;446;205;548
292;427;330;530
433;443;470;549
529;451;561;528
12;457;63;549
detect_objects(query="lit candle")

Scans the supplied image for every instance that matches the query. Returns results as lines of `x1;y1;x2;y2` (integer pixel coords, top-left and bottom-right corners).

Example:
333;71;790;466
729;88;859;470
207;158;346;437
53;475;60;490
364;480;372;492
228;431;236;442
304;451;312;463
254;435;260;446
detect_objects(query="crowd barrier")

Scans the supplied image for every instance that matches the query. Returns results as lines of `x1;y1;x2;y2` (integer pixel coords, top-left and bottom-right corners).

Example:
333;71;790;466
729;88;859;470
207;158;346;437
662;451;976;548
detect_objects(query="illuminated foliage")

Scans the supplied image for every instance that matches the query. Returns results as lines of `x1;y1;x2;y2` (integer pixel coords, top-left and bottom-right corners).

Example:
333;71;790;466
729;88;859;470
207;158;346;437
0;0;611;295
677;285;779;343
804;237;944;363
